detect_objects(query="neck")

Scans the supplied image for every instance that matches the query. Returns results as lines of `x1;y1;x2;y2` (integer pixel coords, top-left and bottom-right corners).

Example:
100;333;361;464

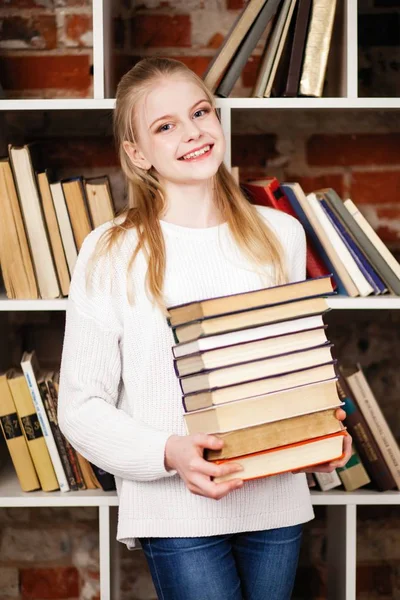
160;178;224;228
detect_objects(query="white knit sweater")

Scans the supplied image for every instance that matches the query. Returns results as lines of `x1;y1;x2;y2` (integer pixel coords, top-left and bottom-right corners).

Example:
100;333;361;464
58;205;314;549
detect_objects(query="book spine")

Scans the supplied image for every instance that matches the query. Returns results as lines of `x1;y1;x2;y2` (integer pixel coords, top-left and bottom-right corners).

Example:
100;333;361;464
346;368;400;490
313;470;341;491
283;0;312;96
337;375;395;491
90;463;116;491
21;361;70;492
336;448;371;492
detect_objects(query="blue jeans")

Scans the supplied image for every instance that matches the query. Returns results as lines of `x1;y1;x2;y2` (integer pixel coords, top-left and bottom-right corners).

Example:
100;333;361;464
138;524;303;600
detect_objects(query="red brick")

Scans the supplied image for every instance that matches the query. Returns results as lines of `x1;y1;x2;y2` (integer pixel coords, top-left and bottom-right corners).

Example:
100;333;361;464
307;134;400;167
357;563;393;595
0;55;91;94
227;0;246;8
0;15;57;50
232;133;278;167
375;207;400;243
20;566;80;599
350;171;400;204
0;0;53;6
64;14;92;47
207;32;224;49
131;14;191;48
285;173;345;197
241;55;262;88
170;55;211;77
40;137;119;169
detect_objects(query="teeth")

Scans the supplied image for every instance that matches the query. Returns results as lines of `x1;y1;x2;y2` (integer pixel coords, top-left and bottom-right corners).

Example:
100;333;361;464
181;145;211;160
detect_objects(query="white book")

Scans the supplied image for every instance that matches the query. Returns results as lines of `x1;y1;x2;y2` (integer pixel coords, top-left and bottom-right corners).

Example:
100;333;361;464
50;182;78;277
172;314;324;359
313;470;341;491
344;199;400;281
20;351;70;492
307;193;374;297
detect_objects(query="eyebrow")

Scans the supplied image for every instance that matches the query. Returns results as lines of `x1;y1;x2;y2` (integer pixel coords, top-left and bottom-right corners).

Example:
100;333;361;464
149;99;210;130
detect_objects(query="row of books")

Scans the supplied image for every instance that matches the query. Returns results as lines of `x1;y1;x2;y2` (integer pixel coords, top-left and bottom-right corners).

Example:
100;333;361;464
242;177;400;297
0;143;115;300
203;0;336;98
166;277;400;491
0;352;116;493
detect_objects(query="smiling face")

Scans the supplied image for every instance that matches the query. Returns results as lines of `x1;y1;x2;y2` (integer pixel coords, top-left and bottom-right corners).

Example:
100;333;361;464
124;75;226;185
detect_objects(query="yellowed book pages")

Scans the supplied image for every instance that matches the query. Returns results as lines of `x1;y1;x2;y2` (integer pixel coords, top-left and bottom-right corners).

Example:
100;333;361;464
0;374;40;492
207;407;342;460
299;0;337;97
7;370;59;492
38;172;70;296
76;453;101;489
0;159;38;299
62;179;92;251
85;178;115;228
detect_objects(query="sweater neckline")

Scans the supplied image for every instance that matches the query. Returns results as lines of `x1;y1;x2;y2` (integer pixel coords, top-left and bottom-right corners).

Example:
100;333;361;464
159;218;229;239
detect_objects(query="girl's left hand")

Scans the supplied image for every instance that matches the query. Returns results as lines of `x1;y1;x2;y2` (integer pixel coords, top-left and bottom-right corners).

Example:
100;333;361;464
291;407;352;474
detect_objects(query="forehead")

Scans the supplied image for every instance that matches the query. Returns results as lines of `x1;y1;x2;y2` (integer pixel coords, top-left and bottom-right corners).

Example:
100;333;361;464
139;76;208;126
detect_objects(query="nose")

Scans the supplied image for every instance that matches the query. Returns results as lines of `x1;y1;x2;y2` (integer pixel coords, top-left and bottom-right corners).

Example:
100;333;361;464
182;118;201;142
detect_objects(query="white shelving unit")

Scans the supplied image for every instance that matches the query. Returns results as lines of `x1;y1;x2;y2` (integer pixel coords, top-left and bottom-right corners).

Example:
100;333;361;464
1;1;399;599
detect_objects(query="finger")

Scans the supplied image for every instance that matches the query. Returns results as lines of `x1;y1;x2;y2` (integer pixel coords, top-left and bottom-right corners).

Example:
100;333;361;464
335;407;346;421
193;433;224;451
193;457;244;480
190;472;244;500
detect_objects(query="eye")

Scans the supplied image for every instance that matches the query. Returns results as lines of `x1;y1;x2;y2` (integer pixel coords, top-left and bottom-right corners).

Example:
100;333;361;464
193;107;210;118
158;123;173;133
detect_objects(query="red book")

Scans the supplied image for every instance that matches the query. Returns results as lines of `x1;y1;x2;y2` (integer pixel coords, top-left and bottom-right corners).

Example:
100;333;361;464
242;178;332;281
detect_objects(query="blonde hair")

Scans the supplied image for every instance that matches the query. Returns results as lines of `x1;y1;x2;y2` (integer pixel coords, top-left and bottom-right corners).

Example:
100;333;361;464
87;57;287;313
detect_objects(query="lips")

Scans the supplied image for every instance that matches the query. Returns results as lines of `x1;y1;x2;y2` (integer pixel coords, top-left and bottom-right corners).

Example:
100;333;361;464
178;144;214;160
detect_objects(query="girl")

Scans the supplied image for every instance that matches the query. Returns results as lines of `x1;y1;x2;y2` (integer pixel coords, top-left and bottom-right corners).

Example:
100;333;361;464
58;57;351;600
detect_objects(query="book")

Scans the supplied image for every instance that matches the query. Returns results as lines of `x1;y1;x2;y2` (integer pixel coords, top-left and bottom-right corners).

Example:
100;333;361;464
282;182;357;296
317;188;400;295
203;0;269;91
20;351;70;492
206;406;342;460
344;199;400;281
173;295;330;344
336;372;395;491
216;0;282;98
89;464;116;491
62;177;92;251
37;171;70;296
8;144;60;299
173;313;325;359
184;377;341;434
84;176;115;228
307;193;373;297
183;362;337;412
282;0;312;96
50;181;78;277
336;446;371;492
168;275;333;327
174;326;328;377
213;430;347;483
7;369;59;492
242;179;331;280
345;364;400;490
0;373;40;492
180;342;334;395
313;470;341;491
0;158;39;299
299;0;337;97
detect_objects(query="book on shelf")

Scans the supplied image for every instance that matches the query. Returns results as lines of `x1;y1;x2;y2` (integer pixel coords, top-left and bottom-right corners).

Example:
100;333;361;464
50;181;79;278
61;177;93;251
241;178;332;281
344;364;400;490
281;0;312;97
336;446;371;492
6;369;59;492
336;371;396;491
313;469;341;492
84;175;115;228
0;373;41;492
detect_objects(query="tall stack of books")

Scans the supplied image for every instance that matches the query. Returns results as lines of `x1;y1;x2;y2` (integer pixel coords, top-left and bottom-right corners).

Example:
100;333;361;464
242;178;400;298
0;142;115;300
203;0;337;98
167;275;347;482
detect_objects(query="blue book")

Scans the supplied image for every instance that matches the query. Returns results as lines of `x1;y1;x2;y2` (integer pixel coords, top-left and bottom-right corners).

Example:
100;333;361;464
281;183;347;296
319;199;387;295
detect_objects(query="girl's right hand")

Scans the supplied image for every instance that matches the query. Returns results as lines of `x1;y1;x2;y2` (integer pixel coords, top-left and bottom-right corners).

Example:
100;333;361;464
165;433;244;500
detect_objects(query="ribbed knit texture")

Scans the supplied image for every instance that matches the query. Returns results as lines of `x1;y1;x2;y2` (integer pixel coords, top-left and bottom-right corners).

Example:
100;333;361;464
58;205;314;549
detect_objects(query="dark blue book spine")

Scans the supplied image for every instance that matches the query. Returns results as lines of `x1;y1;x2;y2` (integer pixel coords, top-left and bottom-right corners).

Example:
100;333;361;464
320;200;386;294
282;184;347;295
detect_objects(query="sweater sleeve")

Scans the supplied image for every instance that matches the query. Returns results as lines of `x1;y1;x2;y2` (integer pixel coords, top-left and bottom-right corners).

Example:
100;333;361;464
287;217;307;283
57;227;176;482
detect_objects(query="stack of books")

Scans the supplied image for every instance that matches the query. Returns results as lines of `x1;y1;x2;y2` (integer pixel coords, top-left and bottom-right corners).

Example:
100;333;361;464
242;178;400;297
0;143;115;300
0;351;116;493
167;275;347;483
203;0;337;98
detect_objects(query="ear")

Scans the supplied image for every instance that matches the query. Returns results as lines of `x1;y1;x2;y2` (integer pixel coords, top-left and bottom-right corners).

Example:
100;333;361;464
123;141;152;171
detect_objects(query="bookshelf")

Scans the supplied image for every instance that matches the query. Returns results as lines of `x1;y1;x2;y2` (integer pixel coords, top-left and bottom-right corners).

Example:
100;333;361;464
0;1;399;599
